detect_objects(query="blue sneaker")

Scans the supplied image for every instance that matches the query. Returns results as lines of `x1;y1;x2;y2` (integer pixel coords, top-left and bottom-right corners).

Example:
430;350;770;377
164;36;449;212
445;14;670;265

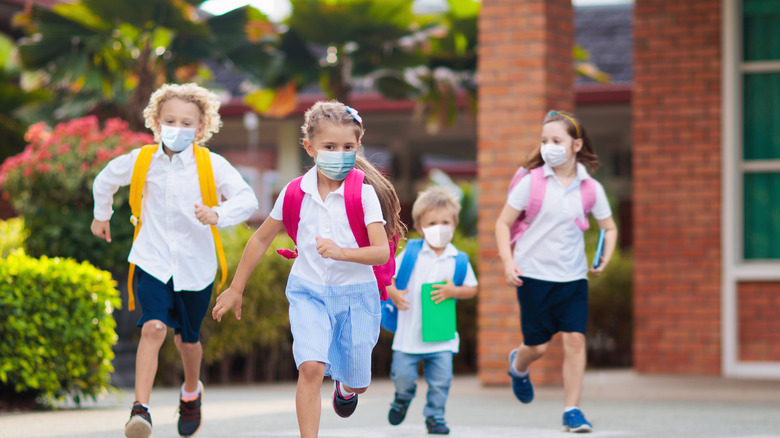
507;349;534;403
562;408;593;433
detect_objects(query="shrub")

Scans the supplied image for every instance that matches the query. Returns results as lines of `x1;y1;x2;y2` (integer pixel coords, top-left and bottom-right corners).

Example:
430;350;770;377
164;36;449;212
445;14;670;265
585;220;634;367
0;116;153;274
0;252;121;407
0;217;27;258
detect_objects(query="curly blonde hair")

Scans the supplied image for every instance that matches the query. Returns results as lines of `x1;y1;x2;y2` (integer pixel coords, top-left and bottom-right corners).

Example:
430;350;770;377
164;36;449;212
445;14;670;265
142;83;223;144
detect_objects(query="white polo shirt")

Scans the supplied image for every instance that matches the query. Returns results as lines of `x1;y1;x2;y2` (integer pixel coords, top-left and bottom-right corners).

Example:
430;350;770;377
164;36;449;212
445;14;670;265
93;144;259;291
391;241;478;354
270;167;386;287
507;162;611;282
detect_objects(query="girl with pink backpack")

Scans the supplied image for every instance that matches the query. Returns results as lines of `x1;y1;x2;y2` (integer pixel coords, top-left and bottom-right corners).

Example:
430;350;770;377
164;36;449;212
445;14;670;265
495;110;618;433
211;101;404;438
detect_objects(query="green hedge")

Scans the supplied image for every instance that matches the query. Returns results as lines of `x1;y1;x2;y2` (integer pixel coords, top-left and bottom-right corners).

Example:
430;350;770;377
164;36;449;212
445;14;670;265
0;252;121;405
0;217;26;258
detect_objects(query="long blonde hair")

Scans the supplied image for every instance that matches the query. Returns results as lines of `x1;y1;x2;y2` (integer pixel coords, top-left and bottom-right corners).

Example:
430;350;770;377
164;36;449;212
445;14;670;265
301;100;406;240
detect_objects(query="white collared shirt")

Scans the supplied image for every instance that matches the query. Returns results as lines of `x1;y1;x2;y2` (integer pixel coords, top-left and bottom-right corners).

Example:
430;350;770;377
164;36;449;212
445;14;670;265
269;167;386;287
507;162;612;282
93;144;259;291
391;241;478;354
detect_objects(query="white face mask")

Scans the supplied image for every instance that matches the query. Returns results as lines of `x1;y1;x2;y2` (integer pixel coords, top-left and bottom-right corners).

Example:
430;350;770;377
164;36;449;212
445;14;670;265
422;224;454;249
160;125;196;152
540;144;569;167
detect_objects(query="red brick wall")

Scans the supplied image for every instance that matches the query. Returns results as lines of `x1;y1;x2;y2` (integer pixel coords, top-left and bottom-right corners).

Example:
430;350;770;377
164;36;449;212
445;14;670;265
738;282;780;362
633;0;722;374
477;0;574;385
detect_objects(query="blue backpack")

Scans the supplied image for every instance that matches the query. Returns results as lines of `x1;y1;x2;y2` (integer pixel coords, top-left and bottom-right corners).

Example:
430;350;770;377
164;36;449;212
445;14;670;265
380;239;470;333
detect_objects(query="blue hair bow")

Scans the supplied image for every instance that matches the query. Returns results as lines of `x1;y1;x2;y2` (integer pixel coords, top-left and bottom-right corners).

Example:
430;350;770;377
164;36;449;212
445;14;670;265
345;105;362;124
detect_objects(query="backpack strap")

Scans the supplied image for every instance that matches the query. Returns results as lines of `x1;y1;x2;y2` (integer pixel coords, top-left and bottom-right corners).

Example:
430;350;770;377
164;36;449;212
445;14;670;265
574;176;597;231
126;144;157;311
343;168;396;301
509;166;547;246
453;251;469;286
394;239;424;290
277;176;304;259
193;145;228;295
344;169;369;245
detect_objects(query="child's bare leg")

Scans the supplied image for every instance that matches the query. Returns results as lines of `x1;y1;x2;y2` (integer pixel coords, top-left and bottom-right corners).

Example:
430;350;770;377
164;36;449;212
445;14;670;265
340;384;367;395
134;320;168;404
512;341;549;373
296;361;326;438
561;332;586;407
174;334;202;392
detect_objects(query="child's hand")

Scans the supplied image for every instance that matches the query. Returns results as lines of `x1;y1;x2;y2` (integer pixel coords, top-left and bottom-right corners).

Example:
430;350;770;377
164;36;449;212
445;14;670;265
195;204;218;226
212;287;243;322
315;236;344;260
431;280;457;304
389;287;411;311
504;262;523;287
90;219;112;242
589;258;608;277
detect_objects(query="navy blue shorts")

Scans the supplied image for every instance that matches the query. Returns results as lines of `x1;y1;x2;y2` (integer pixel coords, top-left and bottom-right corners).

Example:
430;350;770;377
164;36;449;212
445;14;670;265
516;277;588;346
135;268;213;343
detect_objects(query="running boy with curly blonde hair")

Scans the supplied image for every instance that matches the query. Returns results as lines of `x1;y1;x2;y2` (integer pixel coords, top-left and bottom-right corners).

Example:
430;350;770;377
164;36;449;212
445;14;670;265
91;83;258;438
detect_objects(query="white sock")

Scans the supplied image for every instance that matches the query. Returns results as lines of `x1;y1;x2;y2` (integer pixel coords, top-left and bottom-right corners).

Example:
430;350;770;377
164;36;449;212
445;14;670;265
181;382;201;400
140;403;150;410
337;381;355;398
509;362;529;378
564;406;579;413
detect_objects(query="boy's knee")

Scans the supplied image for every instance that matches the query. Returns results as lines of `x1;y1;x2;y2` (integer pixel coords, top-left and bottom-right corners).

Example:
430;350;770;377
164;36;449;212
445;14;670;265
350;386;368;395
141;320;167;343
177;340;201;354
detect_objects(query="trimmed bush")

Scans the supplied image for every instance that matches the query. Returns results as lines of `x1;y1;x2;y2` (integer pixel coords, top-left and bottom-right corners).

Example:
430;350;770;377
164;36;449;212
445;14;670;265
0;252;121;406
0;218;26;258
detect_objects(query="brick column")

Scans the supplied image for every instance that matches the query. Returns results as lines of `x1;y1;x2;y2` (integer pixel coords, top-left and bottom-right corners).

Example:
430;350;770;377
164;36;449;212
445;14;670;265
477;0;574;385
633;0;722;374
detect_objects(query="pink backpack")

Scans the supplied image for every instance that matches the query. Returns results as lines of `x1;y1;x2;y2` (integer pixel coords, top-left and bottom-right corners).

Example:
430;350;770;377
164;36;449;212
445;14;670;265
277;168;397;301
508;166;597;246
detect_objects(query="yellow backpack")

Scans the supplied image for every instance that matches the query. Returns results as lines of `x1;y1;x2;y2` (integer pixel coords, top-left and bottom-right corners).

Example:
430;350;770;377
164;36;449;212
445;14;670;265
126;144;227;311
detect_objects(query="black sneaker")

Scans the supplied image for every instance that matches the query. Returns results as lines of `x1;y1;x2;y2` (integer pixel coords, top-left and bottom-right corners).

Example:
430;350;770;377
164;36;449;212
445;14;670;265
178;382;203;437
332;382;358;418
388;396;411;425
425;416;450;435
124;401;152;438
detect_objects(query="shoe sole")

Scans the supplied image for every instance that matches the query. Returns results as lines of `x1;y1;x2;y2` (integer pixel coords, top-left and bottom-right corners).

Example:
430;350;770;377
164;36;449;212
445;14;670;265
125;417;152;438
562;424;593;433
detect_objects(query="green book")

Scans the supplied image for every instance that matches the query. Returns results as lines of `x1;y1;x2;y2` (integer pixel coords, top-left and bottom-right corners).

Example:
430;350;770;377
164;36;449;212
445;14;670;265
421;282;456;342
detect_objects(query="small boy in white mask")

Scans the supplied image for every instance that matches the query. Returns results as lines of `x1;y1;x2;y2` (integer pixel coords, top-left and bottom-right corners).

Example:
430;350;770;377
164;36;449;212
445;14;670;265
385;186;478;435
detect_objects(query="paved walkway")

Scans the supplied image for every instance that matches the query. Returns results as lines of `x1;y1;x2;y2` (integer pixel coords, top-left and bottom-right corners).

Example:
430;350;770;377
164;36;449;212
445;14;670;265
1;370;779;437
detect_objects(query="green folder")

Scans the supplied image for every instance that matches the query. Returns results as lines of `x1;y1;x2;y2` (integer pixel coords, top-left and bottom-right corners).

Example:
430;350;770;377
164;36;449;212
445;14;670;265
421;282;456;342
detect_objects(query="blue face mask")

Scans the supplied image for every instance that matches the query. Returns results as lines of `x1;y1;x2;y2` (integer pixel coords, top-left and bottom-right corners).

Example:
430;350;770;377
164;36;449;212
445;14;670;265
160;125;196;152
316;150;357;181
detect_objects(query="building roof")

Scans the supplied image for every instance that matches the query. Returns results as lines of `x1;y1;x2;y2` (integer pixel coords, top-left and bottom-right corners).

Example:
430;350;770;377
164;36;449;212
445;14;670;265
575;3;633;85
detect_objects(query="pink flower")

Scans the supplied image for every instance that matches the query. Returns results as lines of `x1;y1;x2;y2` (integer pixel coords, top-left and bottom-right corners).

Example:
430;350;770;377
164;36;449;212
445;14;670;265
36;163;51;173
57;143;72;154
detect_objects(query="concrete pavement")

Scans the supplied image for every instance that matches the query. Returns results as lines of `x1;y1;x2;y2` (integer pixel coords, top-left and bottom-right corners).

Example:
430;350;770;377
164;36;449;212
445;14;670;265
1;369;779;437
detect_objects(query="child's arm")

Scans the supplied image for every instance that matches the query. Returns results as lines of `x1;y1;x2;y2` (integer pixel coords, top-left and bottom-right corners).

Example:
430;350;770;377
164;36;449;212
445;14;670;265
495;204;524;287
314;221;390;266
589;216;618;277
386;279;411;310
212;216;284;322
90;152;137;243
430;281;478;304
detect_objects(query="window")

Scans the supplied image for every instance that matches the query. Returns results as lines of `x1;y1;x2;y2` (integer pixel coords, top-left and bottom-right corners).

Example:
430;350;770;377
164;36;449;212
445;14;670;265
741;0;780;260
